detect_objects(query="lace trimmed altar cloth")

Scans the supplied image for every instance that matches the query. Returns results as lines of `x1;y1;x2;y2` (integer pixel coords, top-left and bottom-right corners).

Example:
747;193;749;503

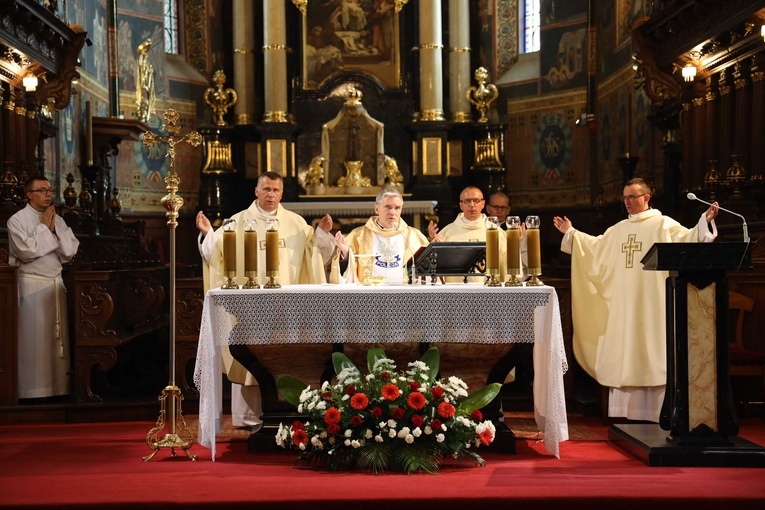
193;284;569;460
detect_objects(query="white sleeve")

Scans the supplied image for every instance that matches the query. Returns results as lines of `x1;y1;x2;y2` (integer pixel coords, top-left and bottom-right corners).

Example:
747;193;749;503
315;226;337;264
198;231;216;262
697;214;717;243
559;227;576;254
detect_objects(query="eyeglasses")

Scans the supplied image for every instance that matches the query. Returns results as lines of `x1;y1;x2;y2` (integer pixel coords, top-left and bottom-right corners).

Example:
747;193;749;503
30;188;54;195
487;204;510;210
460;198;484;205
622;194;646;202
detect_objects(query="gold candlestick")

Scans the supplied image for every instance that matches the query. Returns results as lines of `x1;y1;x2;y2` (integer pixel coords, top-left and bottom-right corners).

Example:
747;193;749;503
242;219;260;289
505;216;522;287
264;218;281;289
525;215;543;286
140;109;203;462
485;216;502;287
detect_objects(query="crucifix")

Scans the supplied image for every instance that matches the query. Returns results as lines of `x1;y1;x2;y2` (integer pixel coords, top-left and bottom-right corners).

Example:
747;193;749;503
140;109;203;462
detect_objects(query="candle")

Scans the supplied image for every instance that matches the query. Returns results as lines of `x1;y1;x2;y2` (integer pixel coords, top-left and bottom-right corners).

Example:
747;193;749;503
85;100;93;165
506;228;520;272
526;228;541;270
485;227;499;271
223;230;236;273
266;230;279;272
244;230;257;272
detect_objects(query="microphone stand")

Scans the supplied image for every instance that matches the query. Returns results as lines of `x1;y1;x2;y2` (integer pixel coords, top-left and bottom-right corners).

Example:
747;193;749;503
687;193;749;243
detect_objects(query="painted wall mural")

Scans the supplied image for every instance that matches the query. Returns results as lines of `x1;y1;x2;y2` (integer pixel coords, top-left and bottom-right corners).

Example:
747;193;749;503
540;22;587;93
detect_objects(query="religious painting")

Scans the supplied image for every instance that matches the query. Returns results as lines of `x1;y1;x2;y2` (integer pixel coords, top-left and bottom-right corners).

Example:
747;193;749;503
540;22;587;93
303;0;402;90
615;0;646;50
533;113;572;184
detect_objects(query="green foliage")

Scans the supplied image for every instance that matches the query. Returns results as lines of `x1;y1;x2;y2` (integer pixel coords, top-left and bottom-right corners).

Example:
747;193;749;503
275;374;309;408
458;383;502;414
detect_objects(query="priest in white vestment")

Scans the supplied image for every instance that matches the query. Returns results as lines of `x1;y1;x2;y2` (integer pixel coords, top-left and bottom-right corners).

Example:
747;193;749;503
428;186;529;283
196;172;328;429
553;178;719;422
322;188;429;284
8;176;79;399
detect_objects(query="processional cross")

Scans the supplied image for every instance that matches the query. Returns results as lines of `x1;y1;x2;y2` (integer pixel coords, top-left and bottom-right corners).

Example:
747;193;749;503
140;109;203;461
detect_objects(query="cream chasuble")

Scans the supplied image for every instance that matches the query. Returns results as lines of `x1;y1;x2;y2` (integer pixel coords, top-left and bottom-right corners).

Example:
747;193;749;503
562;208;715;420
201;203;326;386
330;217;428;284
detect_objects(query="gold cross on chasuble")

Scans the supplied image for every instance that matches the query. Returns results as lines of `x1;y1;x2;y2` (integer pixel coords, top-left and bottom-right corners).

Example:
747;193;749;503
621;233;643;268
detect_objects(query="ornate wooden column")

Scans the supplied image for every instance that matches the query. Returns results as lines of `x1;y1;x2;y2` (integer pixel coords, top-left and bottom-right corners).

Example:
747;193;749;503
733;62;752;175
680;101;693;193
691;95;706;191
750;57;764;181
703;78;720;197
717;69;734;173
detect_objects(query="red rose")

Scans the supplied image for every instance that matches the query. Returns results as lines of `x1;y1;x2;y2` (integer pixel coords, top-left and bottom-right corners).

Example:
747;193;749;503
431;387;445;400
291;420;305;431
411;414;424;427
381;383;400;401
431;419;442;430
409;380;420;391
351;415;363;426
292;429;309;446
391;407;405;419
407;392;427;410
471;410;483;422
323;407;341;425
371;406;383;418
346;385;356;396
437;401;456;419
322;391;332;401
350;392;369;410
326;423;340;435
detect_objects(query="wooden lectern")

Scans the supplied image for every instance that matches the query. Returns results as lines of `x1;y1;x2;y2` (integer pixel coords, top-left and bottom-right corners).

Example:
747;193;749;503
609;242;765;466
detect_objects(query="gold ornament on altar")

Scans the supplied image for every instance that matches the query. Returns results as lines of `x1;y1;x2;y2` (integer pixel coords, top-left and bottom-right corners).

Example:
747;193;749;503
140;108;203;462
204;70;238;127
136;39;155;122
305;155;326;194
338;160;371;193
467;67;498;123
380;154;403;188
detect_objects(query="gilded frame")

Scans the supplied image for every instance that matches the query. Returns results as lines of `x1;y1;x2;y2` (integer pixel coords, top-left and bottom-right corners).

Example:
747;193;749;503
302;1;402;90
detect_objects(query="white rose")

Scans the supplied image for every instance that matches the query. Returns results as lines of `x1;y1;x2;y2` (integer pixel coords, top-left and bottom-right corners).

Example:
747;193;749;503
344;429;352;437
436;433;445;443
413;427;422;437
389;429;397;438
344;439;351;446
405;434;414;444
375;435;384;443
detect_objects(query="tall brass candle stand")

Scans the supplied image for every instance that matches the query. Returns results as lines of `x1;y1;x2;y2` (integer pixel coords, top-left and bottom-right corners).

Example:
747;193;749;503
525;215;544;286
221;219;239;289
141;109;203;461
242;219;260;289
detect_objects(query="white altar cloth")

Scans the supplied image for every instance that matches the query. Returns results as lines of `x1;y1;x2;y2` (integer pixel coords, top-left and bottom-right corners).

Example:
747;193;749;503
193;284;569;460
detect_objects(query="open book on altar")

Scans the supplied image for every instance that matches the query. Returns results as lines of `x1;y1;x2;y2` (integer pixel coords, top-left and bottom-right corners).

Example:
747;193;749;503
408;242;486;283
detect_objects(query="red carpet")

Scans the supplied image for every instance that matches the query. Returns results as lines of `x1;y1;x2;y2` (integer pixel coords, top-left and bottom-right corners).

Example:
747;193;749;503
0;417;764;509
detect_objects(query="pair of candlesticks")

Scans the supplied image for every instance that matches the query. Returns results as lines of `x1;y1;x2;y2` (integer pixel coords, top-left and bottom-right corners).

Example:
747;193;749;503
485;215;542;287
220;217;281;289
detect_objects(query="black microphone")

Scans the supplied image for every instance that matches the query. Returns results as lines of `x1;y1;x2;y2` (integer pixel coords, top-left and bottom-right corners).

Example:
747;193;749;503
686;192;749;243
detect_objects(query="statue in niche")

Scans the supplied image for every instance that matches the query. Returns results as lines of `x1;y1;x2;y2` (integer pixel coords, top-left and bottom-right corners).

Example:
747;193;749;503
321;85;384;189
136;39;155;122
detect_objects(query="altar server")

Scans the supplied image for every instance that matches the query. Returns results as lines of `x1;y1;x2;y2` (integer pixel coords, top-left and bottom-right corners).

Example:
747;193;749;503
8;176;79;399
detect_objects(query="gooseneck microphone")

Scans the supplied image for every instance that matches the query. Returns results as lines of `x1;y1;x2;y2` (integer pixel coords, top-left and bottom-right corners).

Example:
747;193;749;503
686;193;749;243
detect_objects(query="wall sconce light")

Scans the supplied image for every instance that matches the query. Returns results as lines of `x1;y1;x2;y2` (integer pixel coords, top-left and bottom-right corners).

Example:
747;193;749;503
761;24;765;42
682;62;697;82
22;73;38;92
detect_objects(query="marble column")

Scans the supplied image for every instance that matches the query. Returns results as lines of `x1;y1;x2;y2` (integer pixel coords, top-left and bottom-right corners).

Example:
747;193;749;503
418;0;445;121
232;0;257;125
448;0;471;122
262;0;289;122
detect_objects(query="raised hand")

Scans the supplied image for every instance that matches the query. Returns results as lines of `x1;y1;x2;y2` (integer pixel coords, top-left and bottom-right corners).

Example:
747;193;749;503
196;211;212;235
705;202;719;223
553;216;572;234
427;220;442;242
318;214;334;233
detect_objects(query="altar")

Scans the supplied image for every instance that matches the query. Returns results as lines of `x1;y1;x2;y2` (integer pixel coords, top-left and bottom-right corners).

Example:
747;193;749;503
193;284;569;460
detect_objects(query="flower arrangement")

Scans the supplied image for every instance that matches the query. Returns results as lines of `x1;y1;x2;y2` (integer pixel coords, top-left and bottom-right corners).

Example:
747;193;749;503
275;347;501;474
